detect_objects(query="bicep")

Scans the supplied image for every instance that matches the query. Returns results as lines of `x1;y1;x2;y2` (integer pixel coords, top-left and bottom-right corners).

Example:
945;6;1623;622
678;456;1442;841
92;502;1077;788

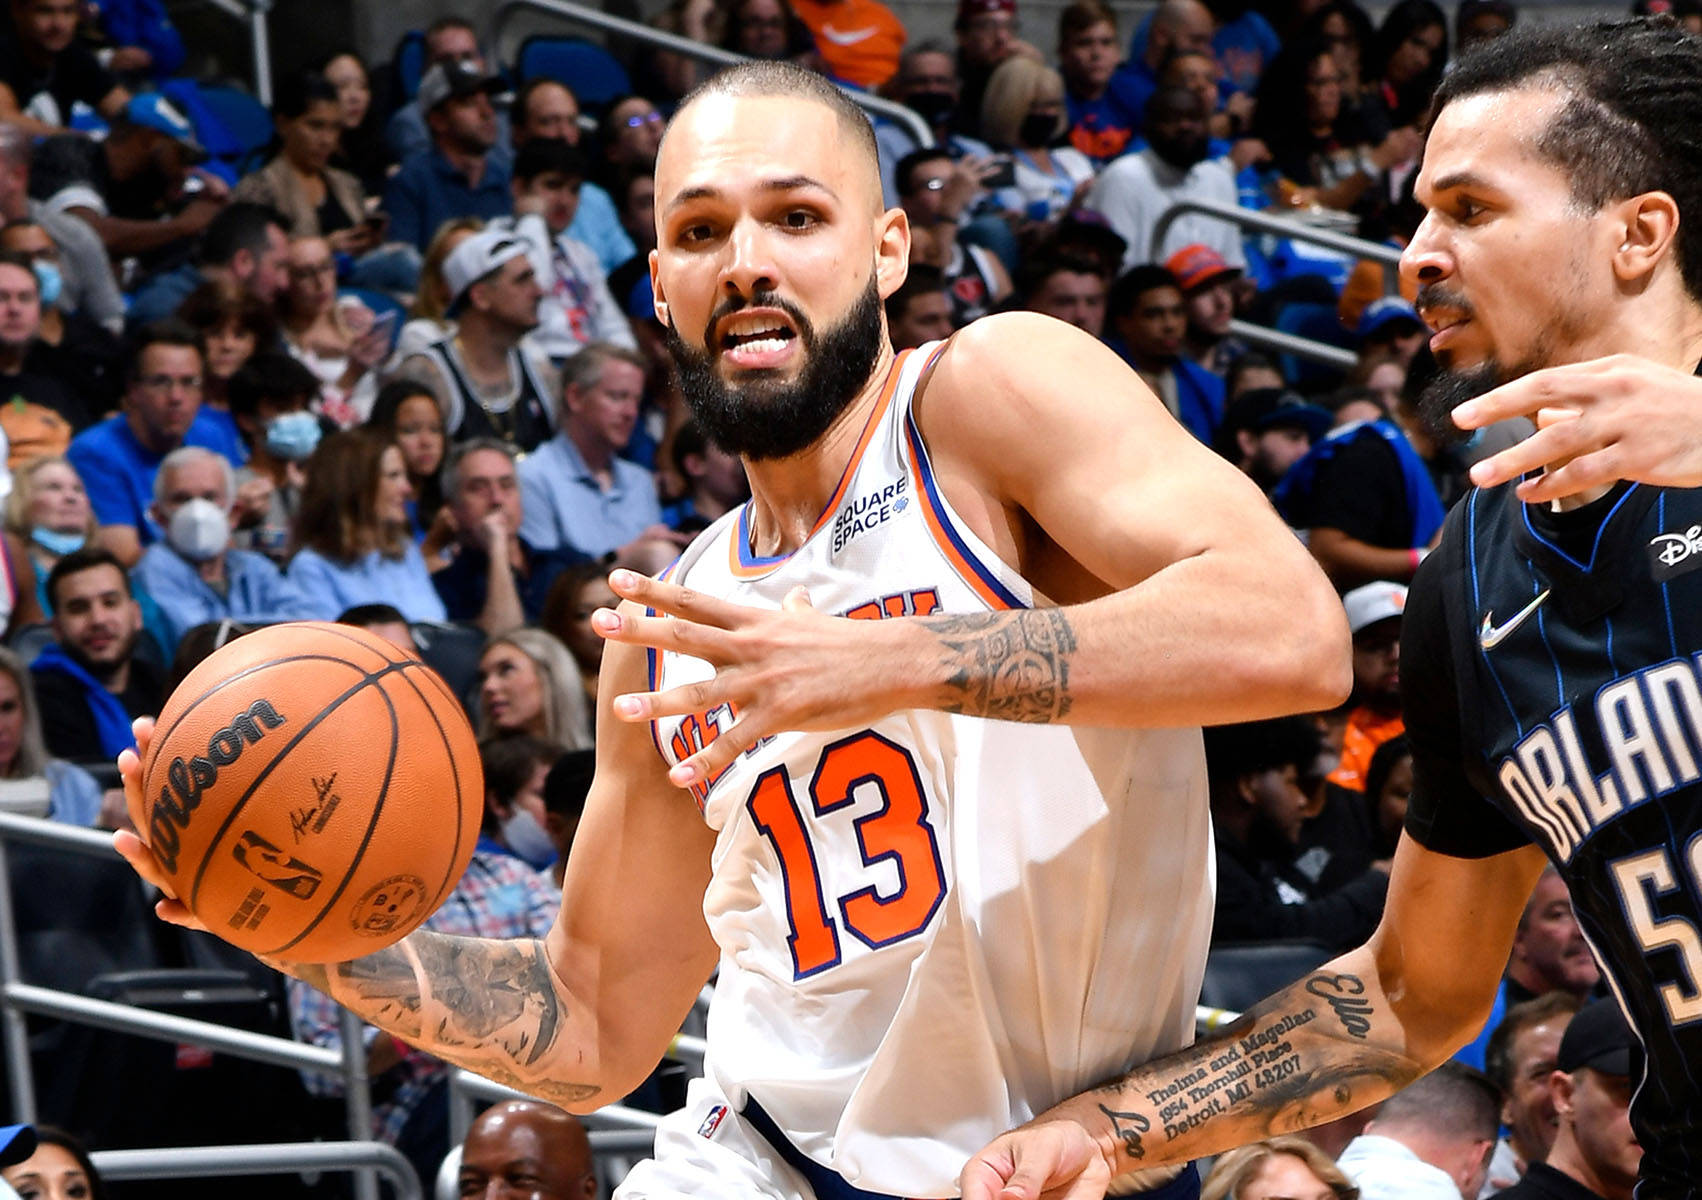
546;627;718;1088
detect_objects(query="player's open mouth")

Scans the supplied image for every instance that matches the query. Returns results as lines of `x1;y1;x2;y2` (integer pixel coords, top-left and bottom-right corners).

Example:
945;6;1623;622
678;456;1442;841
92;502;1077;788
719;311;799;368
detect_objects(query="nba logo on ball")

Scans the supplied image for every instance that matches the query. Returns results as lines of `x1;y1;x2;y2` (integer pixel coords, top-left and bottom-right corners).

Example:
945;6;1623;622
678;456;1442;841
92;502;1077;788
141;622;485;963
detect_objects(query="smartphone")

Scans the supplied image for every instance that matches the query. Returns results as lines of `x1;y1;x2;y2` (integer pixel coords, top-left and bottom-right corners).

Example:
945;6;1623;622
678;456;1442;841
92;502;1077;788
983;156;1017;189
363;211;389;240
368;308;399;345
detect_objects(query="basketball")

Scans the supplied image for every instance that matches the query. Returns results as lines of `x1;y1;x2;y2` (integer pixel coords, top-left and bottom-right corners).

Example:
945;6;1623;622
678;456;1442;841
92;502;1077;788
139;621;484;963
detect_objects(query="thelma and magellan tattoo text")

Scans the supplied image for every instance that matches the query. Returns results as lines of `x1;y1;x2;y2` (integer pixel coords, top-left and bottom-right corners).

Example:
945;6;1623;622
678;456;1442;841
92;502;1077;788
1093;971;1418;1161
292;933;600;1106
928;608;1078;723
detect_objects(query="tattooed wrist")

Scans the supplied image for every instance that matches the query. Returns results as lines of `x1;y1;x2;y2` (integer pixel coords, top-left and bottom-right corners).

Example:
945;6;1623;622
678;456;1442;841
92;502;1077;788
927;609;1077;723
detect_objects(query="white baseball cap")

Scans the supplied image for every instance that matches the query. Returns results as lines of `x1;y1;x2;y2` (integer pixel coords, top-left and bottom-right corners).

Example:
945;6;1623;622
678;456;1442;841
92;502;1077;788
442;229;531;314
1342;581;1408;634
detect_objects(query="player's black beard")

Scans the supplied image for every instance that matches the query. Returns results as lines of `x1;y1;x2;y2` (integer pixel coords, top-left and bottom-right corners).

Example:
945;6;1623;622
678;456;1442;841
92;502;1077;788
666;279;885;462
1413;363;1500;449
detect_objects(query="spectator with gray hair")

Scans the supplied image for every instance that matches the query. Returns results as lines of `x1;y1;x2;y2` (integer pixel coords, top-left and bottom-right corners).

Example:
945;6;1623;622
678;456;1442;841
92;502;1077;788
131;446;311;655
431;437;588;634
1337;1062;1502;1200
518;341;677;561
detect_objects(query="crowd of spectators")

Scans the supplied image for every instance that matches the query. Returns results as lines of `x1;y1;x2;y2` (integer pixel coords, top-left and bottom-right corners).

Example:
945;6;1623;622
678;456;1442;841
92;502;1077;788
0;0;1683;1193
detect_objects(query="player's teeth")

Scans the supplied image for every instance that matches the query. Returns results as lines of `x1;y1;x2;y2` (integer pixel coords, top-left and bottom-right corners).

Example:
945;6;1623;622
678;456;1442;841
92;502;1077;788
740;337;787;353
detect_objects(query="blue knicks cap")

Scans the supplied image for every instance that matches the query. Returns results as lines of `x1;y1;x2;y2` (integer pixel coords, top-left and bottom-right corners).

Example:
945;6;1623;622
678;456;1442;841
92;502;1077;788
0;1125;36;1167
123;94;207;162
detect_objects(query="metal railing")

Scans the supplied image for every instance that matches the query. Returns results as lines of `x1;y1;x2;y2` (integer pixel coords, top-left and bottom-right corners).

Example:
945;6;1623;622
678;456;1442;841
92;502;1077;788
1227;317;1358;371
0;813;405;1200
490;0;934;147
1151;197;1404;294
198;0;275;105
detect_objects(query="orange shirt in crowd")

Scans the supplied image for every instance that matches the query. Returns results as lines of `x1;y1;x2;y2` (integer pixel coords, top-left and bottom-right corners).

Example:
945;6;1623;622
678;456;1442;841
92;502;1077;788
1327;705;1405;791
788;0;906;88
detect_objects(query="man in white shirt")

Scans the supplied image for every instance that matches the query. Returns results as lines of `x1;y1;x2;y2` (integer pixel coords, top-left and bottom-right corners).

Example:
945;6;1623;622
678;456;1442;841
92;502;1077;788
1085;86;1245;273
1338;1063;1502;1200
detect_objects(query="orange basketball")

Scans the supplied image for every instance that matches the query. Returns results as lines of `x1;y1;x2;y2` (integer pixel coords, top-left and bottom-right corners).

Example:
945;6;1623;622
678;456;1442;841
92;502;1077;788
140;621;483;963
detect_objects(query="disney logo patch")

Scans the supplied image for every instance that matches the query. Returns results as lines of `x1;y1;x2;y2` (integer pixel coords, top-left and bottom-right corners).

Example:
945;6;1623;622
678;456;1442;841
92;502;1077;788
1650;525;1702;581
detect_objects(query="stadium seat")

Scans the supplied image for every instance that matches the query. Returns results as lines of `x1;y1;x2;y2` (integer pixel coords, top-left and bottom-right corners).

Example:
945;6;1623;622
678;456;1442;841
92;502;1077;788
394;29;427;104
412;621;486;712
1272;300;1355;394
1198;940;1334;1014
190;84;277;179
515;36;632;112
8;623;53;665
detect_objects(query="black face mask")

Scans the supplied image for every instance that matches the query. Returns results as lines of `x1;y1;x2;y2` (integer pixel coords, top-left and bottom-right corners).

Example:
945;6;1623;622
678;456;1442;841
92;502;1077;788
1152;131;1210;170
665;278;886;462
1018;112;1058;148
905;91;957;125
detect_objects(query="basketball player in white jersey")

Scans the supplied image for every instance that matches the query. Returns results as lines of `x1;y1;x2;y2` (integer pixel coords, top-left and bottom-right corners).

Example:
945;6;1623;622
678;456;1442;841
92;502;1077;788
113;63;1349;1200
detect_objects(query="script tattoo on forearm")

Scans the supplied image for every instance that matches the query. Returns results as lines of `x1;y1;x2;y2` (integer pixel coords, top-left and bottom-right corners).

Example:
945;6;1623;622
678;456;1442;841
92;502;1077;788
1098;971;1420;1165
929;609;1078;722
318;933;600;1106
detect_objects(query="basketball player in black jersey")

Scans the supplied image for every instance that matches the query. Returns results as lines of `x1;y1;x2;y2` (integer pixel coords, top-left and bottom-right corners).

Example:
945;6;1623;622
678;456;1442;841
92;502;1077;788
962;20;1702;1200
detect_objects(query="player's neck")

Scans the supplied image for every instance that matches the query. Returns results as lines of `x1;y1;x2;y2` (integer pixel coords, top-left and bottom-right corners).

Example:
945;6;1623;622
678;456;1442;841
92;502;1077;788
742;343;896;558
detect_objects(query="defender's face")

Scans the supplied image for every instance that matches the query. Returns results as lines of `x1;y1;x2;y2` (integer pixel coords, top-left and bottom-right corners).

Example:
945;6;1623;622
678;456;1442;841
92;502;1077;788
1404;87;1619;378
651;93;903;392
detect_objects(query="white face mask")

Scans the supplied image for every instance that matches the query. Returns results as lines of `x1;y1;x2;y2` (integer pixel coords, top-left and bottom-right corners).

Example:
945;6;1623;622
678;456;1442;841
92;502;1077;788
500;806;557;868
166;497;231;562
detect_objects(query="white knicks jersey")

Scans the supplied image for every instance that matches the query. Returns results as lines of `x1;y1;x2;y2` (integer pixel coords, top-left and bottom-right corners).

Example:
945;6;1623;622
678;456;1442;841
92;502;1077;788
650;344;1214;1196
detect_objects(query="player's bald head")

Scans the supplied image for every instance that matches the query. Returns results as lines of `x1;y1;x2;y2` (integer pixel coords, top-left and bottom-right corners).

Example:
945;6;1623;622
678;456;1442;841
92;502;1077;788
662;61;883;211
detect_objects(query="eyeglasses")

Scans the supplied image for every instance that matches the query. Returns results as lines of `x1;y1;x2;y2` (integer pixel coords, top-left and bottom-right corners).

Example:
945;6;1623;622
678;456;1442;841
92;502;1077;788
139;374;203;391
290;260;336;280
623;111;664;129
917;177;948;192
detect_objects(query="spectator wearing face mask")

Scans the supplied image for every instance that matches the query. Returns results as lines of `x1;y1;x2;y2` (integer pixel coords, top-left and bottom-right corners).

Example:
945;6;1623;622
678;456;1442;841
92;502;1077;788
131;446;312;655
0;219;124;420
226;352;322;564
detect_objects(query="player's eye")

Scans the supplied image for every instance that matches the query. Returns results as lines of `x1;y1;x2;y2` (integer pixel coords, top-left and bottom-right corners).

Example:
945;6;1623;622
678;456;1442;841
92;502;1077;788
782;209;818;230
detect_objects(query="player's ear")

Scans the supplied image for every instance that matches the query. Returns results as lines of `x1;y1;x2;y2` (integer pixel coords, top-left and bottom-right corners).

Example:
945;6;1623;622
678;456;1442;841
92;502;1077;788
1609;190;1681;285
649;249;669;328
874;207;911;301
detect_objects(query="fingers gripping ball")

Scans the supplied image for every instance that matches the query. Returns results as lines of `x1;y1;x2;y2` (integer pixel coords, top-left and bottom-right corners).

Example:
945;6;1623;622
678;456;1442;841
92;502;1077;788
141;622;483;962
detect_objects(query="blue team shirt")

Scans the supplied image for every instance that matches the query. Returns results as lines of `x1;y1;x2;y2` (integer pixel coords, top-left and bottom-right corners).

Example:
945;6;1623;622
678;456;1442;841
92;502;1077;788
67;409;249;546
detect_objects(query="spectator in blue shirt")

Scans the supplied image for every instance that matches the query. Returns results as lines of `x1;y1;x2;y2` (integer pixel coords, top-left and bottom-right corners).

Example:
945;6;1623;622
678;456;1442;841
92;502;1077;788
1106;263;1224;443
1110;0;1215;132
67;320;248;567
1058;1;1141;164
383;61;512;252
431;438;586;634
517;343;671;561
131;446;313;655
384;18;512;168
285;429;446;623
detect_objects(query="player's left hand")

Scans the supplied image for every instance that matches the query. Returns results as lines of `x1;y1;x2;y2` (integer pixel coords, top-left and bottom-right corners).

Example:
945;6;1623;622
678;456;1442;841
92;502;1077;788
1452;354;1702;502
593;569;916;788
960;1119;1114;1200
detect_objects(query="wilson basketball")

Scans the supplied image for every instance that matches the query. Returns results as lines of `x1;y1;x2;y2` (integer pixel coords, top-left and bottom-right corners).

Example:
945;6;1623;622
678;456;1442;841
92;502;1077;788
140;621;483;963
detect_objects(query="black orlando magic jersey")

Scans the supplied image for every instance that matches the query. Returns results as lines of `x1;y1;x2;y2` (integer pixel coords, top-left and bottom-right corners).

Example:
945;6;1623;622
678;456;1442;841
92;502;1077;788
1403;479;1702;1197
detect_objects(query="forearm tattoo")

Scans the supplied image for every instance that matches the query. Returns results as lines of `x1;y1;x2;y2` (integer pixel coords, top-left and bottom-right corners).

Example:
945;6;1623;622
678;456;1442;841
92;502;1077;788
1096;972;1421;1165
928;609;1078;723
315;933;599;1106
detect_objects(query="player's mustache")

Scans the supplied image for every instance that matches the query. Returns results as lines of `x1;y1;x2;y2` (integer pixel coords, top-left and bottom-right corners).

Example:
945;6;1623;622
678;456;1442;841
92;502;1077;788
705;291;814;349
1414;283;1474;327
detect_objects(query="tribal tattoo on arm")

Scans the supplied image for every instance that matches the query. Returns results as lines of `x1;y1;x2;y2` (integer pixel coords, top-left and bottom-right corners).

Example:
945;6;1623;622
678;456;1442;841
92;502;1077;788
292;932;600;1107
1085;967;1425;1173
926;609;1078;723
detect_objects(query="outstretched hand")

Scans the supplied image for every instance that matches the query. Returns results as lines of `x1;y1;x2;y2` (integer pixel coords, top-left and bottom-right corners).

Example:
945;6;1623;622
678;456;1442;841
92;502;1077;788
960;1119;1114;1200
593;569;919;788
1452;354;1702;502
111;717;210;935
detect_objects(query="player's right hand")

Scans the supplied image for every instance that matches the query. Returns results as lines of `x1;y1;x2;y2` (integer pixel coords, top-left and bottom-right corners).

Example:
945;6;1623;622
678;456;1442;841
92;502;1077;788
959;1119;1113;1200
112;716;211;935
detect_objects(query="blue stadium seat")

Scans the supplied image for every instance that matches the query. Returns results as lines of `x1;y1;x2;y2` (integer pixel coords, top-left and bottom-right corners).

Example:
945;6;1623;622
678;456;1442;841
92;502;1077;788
1273;300;1355;394
412;622;485;712
516;36;631;112
394;29;426;103
190;84;276;178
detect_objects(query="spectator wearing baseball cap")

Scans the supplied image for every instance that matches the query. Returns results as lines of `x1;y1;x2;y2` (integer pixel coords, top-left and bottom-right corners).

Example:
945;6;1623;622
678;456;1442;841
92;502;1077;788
382;61;513;251
1492;1001;1641;1200
1328;581;1407;793
1358;295;1426;369
388;229;558;453
1214;387;1330;493
1166;242;1248;377
29;92;225;262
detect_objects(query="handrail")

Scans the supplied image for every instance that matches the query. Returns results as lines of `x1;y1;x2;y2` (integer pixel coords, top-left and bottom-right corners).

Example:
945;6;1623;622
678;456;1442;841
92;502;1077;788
1151;198;1403;293
194;0;274;105
90;1140;420;1200
1227;317;1358;371
491;0;934;148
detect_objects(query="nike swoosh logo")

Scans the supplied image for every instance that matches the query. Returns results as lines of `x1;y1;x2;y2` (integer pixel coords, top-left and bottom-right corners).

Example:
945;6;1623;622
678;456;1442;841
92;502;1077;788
1479;589;1550;651
820;23;877;44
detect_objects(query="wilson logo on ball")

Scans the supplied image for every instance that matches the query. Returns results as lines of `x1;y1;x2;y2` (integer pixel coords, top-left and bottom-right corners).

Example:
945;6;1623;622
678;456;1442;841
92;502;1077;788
151;699;288;873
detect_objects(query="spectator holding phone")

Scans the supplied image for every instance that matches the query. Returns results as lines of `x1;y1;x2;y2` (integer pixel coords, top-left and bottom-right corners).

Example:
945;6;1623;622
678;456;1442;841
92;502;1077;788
277;235;387;427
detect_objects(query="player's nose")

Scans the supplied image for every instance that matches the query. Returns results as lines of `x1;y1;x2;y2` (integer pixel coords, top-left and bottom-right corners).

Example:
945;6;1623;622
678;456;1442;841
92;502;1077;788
719;217;779;299
1400;213;1454;289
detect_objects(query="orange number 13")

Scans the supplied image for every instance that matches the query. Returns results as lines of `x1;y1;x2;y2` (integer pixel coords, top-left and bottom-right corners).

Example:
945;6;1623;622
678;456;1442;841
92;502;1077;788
746;731;946;979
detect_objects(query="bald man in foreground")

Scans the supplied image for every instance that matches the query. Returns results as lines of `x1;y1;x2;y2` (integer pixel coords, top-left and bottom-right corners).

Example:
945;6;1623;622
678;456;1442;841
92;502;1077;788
458;1101;597;1200
116;60;1348;1200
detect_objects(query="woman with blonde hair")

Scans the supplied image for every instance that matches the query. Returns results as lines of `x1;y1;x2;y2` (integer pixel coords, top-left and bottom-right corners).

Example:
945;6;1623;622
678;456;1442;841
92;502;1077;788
1;456;81;623
980;56;1094;225
475;627;591;752
285;430;446;622
0;648;103;825
1202;1137;1360;1200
